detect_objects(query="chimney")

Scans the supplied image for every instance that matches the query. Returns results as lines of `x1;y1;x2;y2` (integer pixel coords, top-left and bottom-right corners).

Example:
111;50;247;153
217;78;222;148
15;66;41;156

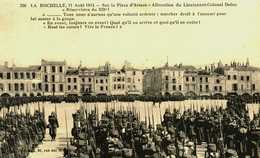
4;61;8;67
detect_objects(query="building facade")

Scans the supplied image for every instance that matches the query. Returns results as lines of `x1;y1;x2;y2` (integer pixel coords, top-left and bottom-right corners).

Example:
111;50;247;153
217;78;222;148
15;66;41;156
0;59;259;98
0;62;42;97
143;60;260;98
40;59;67;96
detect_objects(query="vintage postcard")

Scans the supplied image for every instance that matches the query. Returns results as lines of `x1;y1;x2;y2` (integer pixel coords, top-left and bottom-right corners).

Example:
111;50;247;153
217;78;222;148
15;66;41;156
0;0;259;157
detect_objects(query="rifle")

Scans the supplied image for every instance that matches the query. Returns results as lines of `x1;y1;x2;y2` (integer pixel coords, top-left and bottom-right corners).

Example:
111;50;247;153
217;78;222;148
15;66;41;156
38;101;41;112
159;103;162;124
85;102;88;120
65;111;70;157
144;103;147;127
42;104;46;122
96;104;99;122
219;114;225;158
147;103;151;132
152;107;155;130
55;103;58;118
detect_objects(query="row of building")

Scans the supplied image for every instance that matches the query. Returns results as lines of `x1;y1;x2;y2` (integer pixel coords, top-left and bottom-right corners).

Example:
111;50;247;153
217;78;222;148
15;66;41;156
0;59;259;98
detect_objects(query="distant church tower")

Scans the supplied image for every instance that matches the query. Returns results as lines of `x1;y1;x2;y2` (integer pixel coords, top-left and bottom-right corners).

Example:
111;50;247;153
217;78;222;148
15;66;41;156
217;60;223;68
246;58;250;67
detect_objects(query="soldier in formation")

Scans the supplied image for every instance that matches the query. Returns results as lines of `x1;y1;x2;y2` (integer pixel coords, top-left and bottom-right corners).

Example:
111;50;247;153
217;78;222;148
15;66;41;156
64;97;260;158
0;109;46;158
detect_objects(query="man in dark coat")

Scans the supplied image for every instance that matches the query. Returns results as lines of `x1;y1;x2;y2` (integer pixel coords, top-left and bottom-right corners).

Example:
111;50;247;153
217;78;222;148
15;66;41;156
48;112;59;141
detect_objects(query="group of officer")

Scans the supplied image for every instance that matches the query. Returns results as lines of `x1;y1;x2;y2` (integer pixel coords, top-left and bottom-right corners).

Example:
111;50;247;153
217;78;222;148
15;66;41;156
0;109;46;158
64;96;260;158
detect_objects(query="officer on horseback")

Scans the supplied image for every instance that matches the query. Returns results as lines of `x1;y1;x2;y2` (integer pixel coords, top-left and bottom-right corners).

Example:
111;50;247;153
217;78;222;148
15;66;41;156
48;112;59;141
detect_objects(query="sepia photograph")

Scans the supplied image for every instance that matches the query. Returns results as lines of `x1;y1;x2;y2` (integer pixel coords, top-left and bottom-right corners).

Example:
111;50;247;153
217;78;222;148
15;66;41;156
0;0;260;157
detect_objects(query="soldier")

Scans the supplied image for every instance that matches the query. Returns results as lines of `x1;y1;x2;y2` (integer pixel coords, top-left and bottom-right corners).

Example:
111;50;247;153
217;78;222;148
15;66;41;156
47;112;59;141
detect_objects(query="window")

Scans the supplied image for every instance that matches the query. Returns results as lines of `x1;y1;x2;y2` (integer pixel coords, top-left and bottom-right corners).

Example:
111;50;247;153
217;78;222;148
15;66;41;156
216;79;220;84
214;86;218;91
227;75;231;80
200;77;202;83
205;77;208;83
165;83;169;91
82;78;85;82
179;85;182;91
44;75;48;82
14;72;18;79
172;79;176;83
52;66;56;73
52;84;55;92
44;66;47;73
192;77;195;82
51;75;55;82
38;83;42;91
68;78;71;83
45;84;49;92
20;83;24;91
59;66;63;73
0;84;3;91
106;86;108;90
26;72;30;79
165;76;169;81
32;72;36;79
8;83;11;91
186;77;189;82
241;76;244;81
7;72;11;79
68;85;71;91
74;85;77;90
59;84;64;92
15;83;19;91
88;78;91;82
114;77;116;82
0;73;3;79
117;78;121;82
219;86;222;92
232;84;238;91
206;85;209;92
252;84;256;91
106;79;108;83
20;73;24;79
74;78;77;83
96;80;98;83
100;86;104;91
246;76;250;81
118;84;121;89
100;79;103;83
133;71;136;75
173;85;176;91
122;84;125;89
241;85;244;90
114;84;116;90
200;85;202;92
233;75;237;80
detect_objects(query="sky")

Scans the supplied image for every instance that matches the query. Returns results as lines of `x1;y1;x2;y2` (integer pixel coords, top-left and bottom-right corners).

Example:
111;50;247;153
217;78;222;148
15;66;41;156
0;0;259;68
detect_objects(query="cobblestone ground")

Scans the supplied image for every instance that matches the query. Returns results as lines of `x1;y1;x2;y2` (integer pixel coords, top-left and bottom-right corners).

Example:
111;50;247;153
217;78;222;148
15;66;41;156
1;100;259;158
29;102;80;158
